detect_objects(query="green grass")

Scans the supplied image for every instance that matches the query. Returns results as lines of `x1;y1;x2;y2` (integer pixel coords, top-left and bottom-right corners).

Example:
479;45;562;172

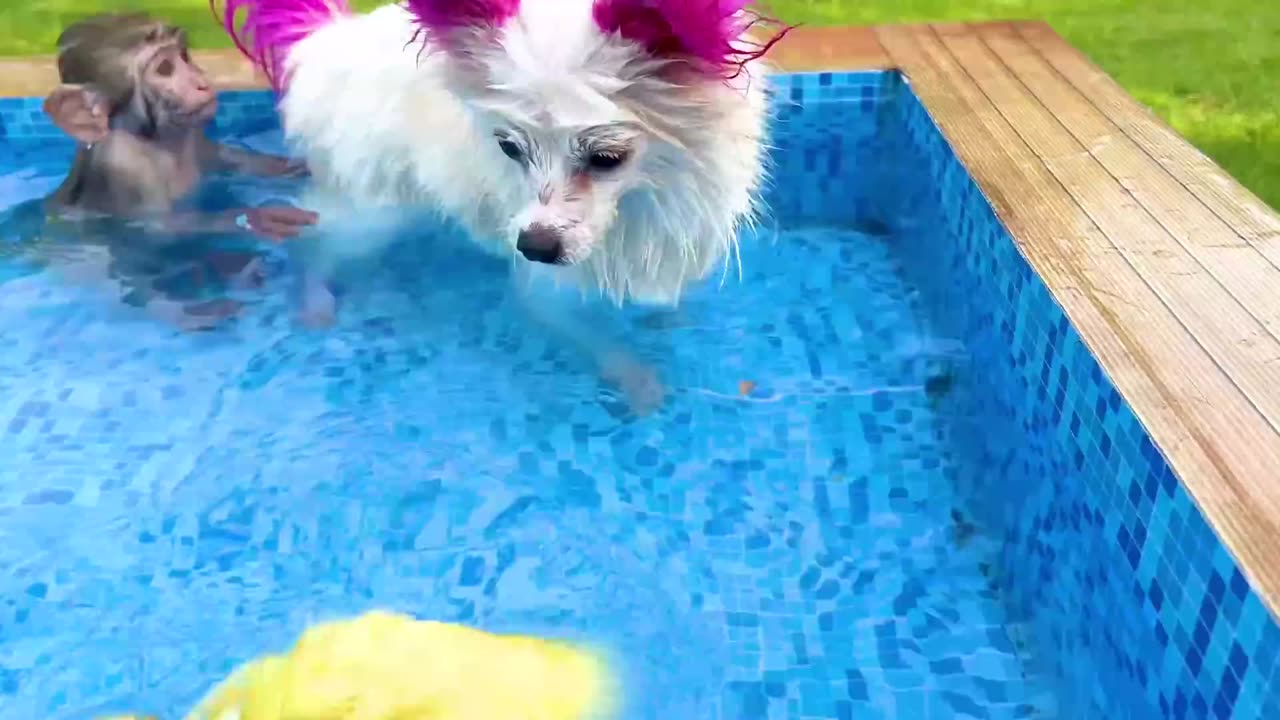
2;0;1276;209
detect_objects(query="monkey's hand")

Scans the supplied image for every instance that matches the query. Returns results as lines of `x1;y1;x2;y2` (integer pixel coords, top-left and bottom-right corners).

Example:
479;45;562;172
43;84;109;145
233;206;320;242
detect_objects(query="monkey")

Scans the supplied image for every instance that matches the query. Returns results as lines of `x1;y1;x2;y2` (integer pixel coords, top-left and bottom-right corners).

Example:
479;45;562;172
45;12;317;233
24;12;322;329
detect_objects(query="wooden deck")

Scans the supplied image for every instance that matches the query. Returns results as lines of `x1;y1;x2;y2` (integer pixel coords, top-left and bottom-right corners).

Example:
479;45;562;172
0;52;265;96
2;24;1279;616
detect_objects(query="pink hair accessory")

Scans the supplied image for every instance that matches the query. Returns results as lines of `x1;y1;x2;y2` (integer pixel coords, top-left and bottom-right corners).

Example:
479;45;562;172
216;0;352;93
591;0;790;78
405;0;522;44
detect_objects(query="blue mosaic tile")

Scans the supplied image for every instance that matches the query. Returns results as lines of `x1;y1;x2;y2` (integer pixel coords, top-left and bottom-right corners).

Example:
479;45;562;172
0;90;279;146
762;72;900;229
0;69;1276;720
873;75;1280;718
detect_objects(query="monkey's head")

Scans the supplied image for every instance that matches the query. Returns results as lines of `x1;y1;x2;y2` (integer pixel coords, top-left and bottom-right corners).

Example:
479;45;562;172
55;13;218;137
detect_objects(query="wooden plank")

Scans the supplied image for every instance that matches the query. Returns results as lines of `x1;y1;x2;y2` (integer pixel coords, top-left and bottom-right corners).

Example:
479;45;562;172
976;22;1280;340
768;26;891;72
873;23;1280;617
934;23;1280;444
0;50;266;97
1016;22;1280;260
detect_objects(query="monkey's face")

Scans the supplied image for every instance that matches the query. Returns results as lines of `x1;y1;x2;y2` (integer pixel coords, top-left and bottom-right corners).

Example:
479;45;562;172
135;40;217;129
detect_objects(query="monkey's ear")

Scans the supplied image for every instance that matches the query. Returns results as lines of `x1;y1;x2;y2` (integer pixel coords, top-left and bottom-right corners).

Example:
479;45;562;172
43;84;110;145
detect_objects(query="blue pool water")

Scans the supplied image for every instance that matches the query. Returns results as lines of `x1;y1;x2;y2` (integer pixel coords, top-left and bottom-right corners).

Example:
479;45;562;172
4;72;1279;720
0;120;1065;716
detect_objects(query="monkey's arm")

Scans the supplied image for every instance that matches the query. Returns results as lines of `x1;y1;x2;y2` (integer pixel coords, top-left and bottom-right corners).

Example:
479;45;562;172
132;210;240;237
88;144;240;239
139;206;318;243
206;140;308;178
96;139;311;239
66;140;204;243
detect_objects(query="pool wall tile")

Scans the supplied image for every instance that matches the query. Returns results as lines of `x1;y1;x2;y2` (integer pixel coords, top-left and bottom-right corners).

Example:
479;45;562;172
762;71;898;229
0;91;279;155
869;73;1280;717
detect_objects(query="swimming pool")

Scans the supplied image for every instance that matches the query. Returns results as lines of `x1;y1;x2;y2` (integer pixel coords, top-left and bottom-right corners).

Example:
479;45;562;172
0;70;1277;719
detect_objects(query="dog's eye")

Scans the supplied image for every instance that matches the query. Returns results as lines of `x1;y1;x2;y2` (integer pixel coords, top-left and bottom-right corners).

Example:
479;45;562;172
587;151;627;172
497;138;523;161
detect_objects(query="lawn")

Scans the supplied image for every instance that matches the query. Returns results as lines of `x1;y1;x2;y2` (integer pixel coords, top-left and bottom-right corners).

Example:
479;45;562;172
1;1;1276;209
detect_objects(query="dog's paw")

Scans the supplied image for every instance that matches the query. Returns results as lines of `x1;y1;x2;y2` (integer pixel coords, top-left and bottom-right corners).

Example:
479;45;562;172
297;300;337;330
601;353;666;416
296;277;338;329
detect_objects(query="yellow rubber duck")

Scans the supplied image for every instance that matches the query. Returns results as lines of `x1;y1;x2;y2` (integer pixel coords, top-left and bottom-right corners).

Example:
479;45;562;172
102;610;618;720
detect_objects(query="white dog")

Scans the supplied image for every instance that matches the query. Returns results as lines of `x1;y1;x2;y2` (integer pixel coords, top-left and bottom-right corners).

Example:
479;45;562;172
218;0;786;408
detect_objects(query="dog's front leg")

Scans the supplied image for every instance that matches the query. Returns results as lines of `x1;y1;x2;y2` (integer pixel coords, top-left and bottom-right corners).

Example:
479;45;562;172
281;223;340;329
282;193;407;330
297;263;338;329
509;263;666;415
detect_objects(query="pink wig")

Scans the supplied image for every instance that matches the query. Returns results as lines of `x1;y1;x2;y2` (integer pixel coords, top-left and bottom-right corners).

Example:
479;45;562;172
592;0;790;78
404;0;521;45
214;0;351;93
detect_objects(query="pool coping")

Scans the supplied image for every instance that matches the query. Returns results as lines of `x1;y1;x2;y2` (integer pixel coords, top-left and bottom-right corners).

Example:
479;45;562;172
3;22;1280;623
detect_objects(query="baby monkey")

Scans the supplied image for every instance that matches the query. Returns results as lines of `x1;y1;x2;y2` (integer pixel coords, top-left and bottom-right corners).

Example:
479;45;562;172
44;12;316;236
37;13;319;328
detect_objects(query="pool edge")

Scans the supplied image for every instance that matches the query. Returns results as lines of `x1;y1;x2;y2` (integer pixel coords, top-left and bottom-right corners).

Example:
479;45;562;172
0;26;896;98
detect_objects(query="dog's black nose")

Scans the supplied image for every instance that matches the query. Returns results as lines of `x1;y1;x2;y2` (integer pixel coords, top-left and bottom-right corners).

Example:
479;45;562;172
516;225;564;264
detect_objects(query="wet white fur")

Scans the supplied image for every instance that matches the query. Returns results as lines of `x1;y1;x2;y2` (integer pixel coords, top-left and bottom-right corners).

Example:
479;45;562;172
277;0;772;307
